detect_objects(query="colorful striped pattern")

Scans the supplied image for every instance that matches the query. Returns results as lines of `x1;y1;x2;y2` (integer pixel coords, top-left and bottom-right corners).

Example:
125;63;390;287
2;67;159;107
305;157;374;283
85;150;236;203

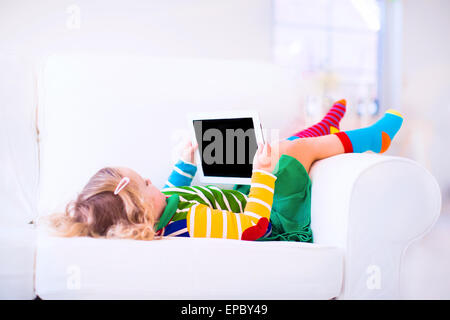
159;158;276;240
287;99;346;140
162;185;248;212
185;170;276;240
163;159;197;189
160;170;276;240
160;184;250;238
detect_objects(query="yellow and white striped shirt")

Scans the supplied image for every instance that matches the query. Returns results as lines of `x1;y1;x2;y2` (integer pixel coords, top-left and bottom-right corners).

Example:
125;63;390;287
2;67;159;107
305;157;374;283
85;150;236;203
185;169;277;240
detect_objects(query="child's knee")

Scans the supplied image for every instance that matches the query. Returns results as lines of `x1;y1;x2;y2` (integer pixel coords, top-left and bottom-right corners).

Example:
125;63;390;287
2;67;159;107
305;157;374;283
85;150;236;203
281;140;314;171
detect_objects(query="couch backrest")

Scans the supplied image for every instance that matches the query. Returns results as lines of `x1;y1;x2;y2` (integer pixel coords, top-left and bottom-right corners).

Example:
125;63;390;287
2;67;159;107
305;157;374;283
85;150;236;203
0;55;39;225
38;54;303;215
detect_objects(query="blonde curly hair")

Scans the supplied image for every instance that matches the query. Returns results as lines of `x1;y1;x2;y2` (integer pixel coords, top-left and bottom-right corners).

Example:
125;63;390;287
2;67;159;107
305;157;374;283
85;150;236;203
40;167;159;241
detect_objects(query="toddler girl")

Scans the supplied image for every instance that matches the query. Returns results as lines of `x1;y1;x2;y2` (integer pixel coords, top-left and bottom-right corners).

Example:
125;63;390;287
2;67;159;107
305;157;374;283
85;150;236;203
42;100;403;242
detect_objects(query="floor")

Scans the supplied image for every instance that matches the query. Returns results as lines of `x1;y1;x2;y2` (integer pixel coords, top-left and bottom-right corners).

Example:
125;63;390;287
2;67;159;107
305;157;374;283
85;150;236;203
400;203;450;299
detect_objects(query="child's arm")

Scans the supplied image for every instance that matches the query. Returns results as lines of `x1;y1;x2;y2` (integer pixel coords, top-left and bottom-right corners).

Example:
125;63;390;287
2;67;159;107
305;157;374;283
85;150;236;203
163;159;197;188
163;141;198;188
185;168;276;240
186;143;277;240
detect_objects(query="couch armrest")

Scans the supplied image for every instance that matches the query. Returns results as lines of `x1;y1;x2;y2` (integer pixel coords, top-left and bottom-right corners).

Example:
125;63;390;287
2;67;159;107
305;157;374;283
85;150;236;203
0;225;36;299
309;153;441;299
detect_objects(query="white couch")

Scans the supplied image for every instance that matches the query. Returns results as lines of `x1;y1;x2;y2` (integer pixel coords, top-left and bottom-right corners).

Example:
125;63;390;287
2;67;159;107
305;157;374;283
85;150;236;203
0;54;442;299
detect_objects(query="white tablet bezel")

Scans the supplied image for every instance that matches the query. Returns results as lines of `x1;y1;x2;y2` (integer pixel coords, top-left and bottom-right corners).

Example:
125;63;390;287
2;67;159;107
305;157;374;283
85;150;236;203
187;110;265;185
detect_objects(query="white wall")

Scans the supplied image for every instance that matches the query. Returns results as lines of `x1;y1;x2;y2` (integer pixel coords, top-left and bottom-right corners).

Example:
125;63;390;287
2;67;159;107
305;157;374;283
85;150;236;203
0;0;272;61
400;0;450;206
0;0;274;221
399;1;450;298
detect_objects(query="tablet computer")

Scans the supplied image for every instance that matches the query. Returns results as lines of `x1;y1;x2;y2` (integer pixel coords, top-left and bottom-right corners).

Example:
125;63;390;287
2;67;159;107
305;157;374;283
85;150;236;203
188;111;265;185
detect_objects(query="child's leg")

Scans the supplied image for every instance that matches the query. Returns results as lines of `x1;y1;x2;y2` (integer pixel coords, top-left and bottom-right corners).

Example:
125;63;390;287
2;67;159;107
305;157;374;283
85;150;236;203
286;99;346;140
277;135;344;173
277;110;404;173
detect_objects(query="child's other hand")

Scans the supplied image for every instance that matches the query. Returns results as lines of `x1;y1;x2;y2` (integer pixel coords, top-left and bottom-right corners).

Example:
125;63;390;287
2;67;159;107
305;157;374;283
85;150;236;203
253;142;275;173
180;140;198;165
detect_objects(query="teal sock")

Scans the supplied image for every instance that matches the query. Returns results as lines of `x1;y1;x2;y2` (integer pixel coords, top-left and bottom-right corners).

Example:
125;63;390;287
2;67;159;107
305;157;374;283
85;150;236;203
335;110;404;153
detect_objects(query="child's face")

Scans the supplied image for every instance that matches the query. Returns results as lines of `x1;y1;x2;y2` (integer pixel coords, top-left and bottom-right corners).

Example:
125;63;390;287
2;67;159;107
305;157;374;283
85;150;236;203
118;167;167;220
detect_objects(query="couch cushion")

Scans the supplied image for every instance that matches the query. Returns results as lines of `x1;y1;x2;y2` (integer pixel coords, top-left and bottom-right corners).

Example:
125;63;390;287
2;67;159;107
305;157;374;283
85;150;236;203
35;235;343;299
38;55;303;217
0;226;36;299
0;54;39;226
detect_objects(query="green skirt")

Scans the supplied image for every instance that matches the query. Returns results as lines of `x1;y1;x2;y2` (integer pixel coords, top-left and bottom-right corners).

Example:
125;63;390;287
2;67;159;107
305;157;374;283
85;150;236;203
233;154;313;242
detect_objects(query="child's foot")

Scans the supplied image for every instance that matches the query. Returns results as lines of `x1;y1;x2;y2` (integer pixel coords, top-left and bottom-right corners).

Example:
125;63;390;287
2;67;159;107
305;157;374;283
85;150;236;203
335;109;404;153
288;99;347;140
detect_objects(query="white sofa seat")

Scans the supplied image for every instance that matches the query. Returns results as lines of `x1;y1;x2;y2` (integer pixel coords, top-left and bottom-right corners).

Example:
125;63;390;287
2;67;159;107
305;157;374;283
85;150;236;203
0;226;36;300
35;236;344;300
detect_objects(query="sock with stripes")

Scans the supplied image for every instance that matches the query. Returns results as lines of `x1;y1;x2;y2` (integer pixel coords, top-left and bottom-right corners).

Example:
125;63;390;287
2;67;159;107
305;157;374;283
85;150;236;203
287;99;347;140
335;109;403;154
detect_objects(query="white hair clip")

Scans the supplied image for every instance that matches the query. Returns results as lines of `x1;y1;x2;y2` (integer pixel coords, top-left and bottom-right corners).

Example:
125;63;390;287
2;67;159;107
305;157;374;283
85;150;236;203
114;177;130;195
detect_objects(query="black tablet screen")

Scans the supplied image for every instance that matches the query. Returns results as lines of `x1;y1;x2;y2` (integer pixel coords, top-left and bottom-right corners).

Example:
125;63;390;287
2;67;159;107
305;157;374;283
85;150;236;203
193;118;258;178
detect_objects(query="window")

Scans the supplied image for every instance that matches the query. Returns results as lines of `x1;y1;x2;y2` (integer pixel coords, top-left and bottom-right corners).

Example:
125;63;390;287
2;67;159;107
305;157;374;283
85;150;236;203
273;0;382;119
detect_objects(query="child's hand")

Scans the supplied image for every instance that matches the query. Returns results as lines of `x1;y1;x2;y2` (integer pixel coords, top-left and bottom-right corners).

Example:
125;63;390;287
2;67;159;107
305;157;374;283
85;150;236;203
253;142;275;173
180;140;198;165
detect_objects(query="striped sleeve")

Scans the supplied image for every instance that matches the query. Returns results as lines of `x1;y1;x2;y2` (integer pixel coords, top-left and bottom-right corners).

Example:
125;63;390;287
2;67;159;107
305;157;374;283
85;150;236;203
163;159;197;188
242;169;277;221
186;169;276;240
